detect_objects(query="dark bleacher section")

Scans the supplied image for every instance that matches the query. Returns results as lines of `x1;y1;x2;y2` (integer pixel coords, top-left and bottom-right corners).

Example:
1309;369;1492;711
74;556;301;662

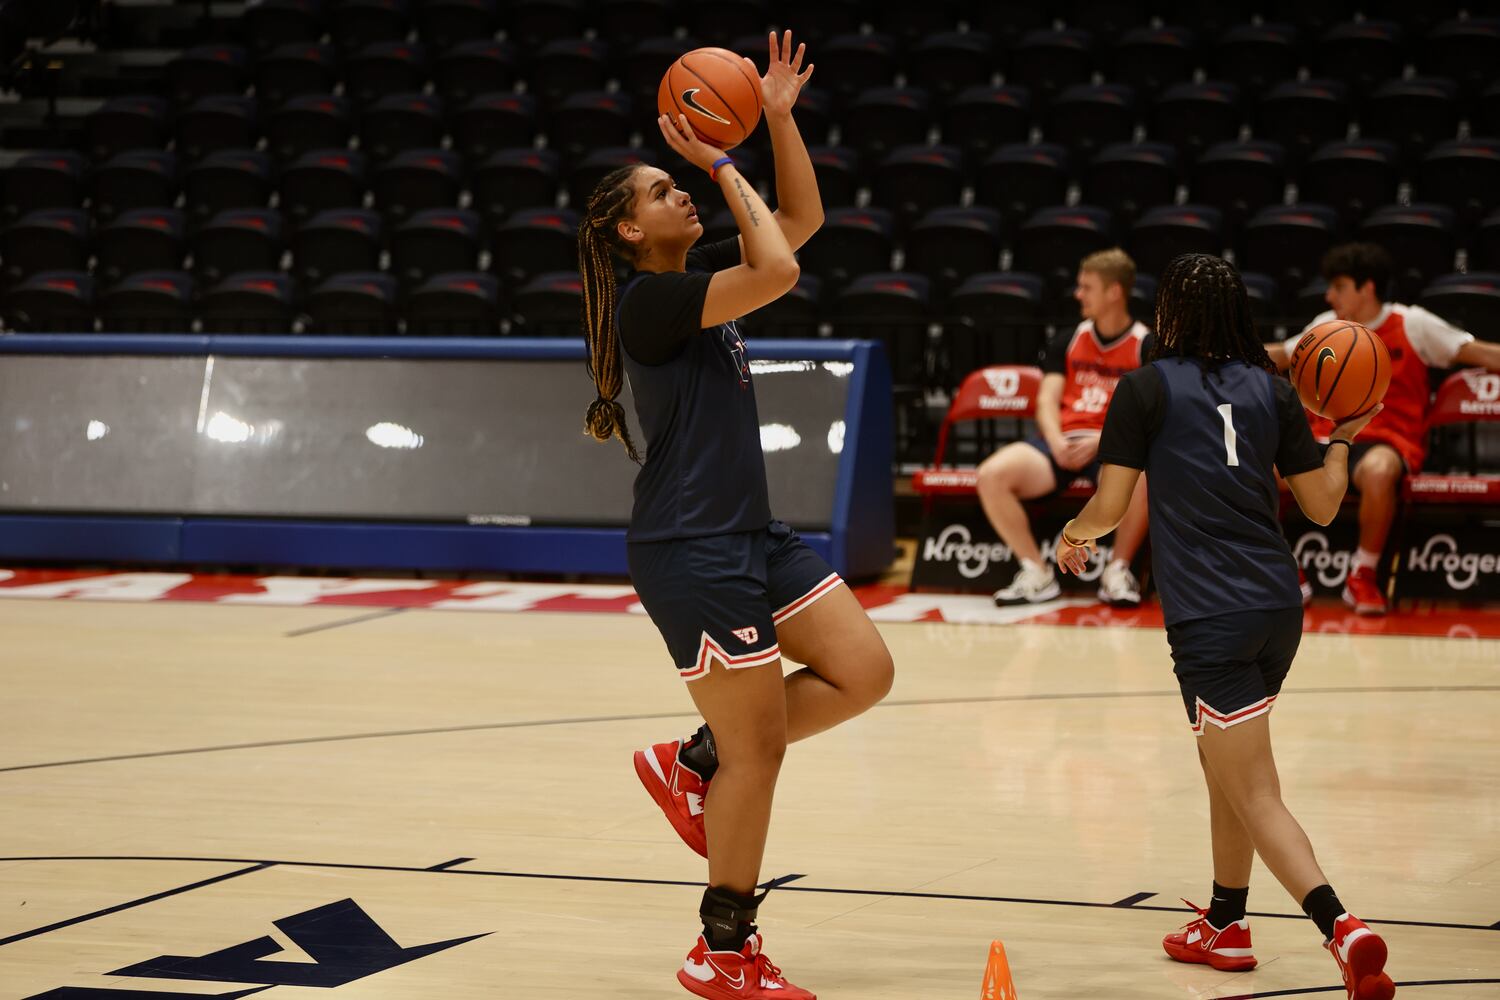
3;1;1500;466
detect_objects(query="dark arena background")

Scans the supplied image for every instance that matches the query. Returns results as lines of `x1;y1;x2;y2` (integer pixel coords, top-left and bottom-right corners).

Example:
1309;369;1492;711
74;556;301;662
0;2;1497;998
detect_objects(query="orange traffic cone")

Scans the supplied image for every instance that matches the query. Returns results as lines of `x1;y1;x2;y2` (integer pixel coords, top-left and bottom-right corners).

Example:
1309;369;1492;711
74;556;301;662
980;939;1019;1000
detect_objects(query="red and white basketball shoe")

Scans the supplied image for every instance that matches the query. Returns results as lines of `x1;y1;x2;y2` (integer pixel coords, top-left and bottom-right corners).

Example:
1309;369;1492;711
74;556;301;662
1162;900;1257;971
634;739;709;858
1343;567;1387;616
678;933;816;1000
1328;914;1395;1000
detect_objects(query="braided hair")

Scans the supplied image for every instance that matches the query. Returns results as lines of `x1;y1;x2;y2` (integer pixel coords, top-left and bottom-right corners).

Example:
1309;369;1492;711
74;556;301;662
577;165;644;462
1148;253;1275;375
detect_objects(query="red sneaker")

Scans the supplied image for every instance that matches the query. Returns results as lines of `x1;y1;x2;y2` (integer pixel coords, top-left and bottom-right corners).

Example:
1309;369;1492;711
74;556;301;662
634;740;708;858
1328;914;1394;1000
678;933;816;999
1342;567;1387;616
1299;567;1313;606
1162;900;1257;971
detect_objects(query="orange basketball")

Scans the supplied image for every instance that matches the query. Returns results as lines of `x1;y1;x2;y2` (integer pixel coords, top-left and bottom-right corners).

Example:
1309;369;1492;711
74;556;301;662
657;47;762;150
1290;320;1392;422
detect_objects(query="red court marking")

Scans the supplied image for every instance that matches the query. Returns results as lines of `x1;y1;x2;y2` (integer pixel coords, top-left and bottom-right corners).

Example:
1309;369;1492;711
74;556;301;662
0;569;1497;639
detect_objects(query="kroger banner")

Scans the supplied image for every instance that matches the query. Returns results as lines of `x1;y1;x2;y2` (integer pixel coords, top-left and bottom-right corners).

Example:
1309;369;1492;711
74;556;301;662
912;502;1121;593
1285;511;1368;599
1397;523;1500;600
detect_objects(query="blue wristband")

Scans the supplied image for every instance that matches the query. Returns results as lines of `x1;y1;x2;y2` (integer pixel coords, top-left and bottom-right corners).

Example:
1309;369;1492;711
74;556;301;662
709;156;734;181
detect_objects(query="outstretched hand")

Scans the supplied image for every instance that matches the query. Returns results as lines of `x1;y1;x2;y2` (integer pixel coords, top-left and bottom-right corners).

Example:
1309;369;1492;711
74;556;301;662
1055;522;1096;577
752;30;814;117
658;112;728;174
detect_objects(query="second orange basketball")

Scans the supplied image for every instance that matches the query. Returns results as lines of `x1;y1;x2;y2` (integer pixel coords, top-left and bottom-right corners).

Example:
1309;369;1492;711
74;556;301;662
658;47;763;150
1290;320;1393;423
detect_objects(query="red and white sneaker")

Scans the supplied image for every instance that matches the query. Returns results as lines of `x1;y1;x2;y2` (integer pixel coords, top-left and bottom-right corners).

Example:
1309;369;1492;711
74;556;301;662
634;739;708;858
1162;900;1257;971
1328;914;1395;1000
678;933;816;1000
1299;567;1314;606
1343;567;1387;616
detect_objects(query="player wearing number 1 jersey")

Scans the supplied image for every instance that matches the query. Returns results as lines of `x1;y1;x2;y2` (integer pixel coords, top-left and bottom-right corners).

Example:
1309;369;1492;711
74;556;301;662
1055;254;1395;999
976;249;1153;607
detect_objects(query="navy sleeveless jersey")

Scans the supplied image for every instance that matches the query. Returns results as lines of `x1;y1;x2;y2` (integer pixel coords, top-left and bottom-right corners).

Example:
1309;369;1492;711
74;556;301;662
615;238;773;542
1098;358;1323;626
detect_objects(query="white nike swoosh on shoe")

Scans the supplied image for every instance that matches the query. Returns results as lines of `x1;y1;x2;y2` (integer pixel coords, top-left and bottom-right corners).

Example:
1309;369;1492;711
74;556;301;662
706;957;745;989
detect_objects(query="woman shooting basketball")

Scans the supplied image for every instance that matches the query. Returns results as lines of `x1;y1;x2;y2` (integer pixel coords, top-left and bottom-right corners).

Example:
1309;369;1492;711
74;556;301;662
1054;254;1395;999
575;32;894;1000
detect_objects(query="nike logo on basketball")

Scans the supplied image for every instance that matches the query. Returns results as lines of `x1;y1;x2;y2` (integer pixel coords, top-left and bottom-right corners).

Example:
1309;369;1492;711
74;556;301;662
1315;346;1337;400
731;626;759;645
681;88;732;125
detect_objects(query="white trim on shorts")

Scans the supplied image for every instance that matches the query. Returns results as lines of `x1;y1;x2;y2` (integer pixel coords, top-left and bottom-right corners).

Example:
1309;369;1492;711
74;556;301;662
1191;694;1278;736
680;632;783;682
771;572;844;626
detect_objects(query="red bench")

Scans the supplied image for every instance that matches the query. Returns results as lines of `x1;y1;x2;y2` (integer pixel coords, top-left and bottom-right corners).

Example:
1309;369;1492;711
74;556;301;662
911;365;1096;500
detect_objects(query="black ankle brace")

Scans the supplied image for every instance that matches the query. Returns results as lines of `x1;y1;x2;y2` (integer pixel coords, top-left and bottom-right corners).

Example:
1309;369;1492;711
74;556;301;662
700;885;767;951
679;724;719;782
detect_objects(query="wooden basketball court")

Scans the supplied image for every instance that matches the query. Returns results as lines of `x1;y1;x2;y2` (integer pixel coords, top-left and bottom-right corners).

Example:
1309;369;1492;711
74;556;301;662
2;593;1497;999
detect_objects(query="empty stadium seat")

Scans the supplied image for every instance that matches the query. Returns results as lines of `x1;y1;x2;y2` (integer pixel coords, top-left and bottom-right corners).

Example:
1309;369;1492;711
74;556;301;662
406;271;501;335
904;206;1004;305
1256;80;1351;164
344;42;430;108
165;44;249;106
417;0;498;53
510;270;584;337
85;96;170;162
373;149;463;230
795;207;895;293
434;40;516;106
1363;77;1461;167
872;145;965;234
907;32;995;102
279;149;367;229
1046;84;1137;162
0;271;94;332
1;209;89;288
841;87;932;162
98;270;195;332
1419;272;1500;340
565;147;651;212
329;0;408;54
1313;20;1405;105
1082;142;1177;229
1108;25;1196;99
199;271;295;333
1130;205;1226;279
1239;204;1339;310
549;91;634;162
240;0;322;56
976;143;1069;228
529;37;611;108
818;33;899;107
1416;139;1500;234
742;273;823;340
175;95;258;162
451;93;537;163
265;95;352;163
1302;139;1400;228
806;146;861;208
491;208;579;289
305;272;400;334
185;150;272;229
292;208;383;289
359;93;445;163
1188;140;1285;239
1360;203;1458;303
192;208;284;288
1010;28;1094;103
1151;81;1243;161
2;152;85;225
253;42;338;107
940;86;1032;173
95;208;186;286
1214;22;1300;96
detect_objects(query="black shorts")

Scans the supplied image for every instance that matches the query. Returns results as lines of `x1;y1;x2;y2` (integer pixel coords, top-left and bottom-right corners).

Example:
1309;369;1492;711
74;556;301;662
1023;433;1101;498
1166;607;1303;736
627;519;842;682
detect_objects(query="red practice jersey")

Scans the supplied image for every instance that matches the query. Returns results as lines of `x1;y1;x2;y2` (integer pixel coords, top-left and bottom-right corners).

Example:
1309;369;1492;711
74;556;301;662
1047;320;1153;435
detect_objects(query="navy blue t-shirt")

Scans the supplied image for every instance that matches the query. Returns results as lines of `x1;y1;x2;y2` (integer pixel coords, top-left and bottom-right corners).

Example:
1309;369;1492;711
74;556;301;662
1097;358;1324;625
616;237;773;542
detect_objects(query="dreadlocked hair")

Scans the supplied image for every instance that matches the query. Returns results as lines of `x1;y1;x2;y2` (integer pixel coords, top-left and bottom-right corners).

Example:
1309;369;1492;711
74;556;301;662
1148;253;1276;377
578;164;643;463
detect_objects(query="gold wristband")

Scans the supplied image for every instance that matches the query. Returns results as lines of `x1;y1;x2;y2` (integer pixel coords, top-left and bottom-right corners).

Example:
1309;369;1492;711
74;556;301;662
1061;523;1087;547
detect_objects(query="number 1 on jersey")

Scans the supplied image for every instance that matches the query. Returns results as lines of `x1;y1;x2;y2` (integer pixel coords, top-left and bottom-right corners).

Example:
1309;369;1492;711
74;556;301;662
1218;403;1240;467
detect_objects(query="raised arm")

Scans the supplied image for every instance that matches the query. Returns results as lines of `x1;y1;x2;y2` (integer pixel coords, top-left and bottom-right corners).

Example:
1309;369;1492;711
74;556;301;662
746;31;823;252
1454;338;1500;370
658;112;798;328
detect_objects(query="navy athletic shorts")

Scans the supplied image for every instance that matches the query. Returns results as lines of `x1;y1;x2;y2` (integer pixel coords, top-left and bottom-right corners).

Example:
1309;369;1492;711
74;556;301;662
1023;433;1101;497
627;519;843;682
1166;607;1303;736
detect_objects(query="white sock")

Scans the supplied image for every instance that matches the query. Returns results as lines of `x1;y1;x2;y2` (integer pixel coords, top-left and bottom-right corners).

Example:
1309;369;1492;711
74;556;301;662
1352;548;1380;572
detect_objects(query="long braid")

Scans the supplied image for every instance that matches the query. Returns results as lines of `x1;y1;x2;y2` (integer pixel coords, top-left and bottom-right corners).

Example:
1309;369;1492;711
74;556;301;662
577;165;643;462
1148;253;1275;377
